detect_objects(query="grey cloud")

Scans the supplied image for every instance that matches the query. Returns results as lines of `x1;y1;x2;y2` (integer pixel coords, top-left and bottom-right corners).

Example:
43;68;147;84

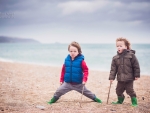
119;0;150;3
0;0;150;27
0;0;63;26
56;0;150;27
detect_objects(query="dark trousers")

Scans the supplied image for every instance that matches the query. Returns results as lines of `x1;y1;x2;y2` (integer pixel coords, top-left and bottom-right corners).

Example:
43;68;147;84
116;81;136;98
54;82;96;100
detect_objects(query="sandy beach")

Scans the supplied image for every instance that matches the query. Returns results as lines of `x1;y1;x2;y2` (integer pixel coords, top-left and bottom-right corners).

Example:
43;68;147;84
0;61;150;113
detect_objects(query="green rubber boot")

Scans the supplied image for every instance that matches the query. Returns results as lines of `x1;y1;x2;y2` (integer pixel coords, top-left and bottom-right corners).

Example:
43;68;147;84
112;96;124;104
94;97;102;103
131;97;138;107
47;97;57;104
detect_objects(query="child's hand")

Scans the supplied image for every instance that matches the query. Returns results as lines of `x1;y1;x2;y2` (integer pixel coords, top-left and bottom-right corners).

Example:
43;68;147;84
82;81;86;85
135;77;139;80
110;80;114;83
60;82;63;85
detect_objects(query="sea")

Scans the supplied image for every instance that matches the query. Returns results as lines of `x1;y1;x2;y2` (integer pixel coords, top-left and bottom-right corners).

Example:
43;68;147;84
0;43;150;75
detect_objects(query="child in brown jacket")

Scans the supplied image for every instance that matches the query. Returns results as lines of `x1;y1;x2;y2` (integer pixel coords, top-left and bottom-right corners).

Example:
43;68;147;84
109;37;140;107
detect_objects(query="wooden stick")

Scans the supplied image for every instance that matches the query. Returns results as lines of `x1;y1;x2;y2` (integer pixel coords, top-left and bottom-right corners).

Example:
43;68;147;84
107;82;112;104
142;83;145;100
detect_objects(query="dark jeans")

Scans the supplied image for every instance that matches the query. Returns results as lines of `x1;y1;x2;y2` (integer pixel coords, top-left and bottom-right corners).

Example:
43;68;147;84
116;81;136;98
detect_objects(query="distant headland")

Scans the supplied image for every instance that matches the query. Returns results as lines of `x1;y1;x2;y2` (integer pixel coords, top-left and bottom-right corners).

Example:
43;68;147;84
0;36;40;43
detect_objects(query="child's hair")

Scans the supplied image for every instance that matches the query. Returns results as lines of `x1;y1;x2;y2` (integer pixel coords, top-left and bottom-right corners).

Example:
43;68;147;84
116;37;131;50
68;41;82;54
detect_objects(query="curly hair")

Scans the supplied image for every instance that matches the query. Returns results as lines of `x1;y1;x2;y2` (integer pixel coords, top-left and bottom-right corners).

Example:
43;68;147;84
68;41;82;54
116;37;131;50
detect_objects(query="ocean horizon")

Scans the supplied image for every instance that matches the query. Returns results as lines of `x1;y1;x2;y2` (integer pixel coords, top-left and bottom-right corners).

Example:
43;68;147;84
0;43;150;75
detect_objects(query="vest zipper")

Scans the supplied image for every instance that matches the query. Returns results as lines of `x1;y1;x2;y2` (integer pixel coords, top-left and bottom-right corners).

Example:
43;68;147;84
70;60;73;83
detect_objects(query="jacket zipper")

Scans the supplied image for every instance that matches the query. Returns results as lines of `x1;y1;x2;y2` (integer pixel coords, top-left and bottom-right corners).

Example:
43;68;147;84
123;57;125;73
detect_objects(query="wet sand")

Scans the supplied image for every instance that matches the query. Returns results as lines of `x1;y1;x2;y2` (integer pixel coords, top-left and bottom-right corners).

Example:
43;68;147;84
0;61;150;113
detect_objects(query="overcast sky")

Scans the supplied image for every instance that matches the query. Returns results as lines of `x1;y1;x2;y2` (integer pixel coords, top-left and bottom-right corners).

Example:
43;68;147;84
0;0;150;43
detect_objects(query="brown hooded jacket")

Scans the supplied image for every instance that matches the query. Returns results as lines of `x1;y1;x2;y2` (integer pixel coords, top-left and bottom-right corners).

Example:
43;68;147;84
109;49;140;81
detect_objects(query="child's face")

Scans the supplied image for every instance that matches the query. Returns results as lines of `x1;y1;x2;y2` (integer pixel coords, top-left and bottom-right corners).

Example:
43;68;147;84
69;46;79;60
116;41;127;53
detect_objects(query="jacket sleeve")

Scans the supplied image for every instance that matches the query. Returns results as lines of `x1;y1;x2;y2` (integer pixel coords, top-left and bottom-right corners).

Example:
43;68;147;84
81;60;89;82
109;58;117;80
60;64;65;82
131;54;140;78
